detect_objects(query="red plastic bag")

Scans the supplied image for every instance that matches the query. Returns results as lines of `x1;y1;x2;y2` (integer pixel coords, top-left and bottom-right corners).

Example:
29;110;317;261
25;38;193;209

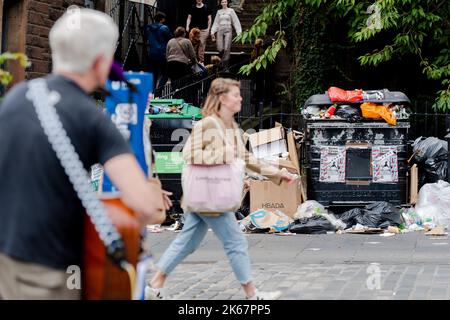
328;87;363;102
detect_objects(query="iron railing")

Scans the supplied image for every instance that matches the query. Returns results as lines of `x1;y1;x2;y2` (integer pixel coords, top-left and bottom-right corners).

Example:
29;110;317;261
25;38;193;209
110;0;158;69
153;56;251;107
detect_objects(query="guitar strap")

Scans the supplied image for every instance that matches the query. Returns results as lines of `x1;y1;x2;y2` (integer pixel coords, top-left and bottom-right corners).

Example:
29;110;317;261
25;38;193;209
26;78;129;269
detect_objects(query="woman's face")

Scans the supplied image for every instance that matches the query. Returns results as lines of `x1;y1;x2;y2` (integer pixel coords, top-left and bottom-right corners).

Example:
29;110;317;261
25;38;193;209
221;0;228;7
220;86;242;114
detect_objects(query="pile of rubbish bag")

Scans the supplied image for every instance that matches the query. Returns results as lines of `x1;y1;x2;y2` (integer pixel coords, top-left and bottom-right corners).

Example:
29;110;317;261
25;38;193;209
302;86;411;124
339;201;403;229
287;200;403;235
288;200;345;234
413;137;448;185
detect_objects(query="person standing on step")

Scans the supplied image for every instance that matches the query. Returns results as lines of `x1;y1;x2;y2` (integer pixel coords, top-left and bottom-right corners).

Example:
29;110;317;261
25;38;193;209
186;0;212;65
211;0;242;69
145;11;172;90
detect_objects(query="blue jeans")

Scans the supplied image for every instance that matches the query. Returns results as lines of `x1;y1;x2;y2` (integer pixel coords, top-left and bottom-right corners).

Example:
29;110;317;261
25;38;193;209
156;212;253;284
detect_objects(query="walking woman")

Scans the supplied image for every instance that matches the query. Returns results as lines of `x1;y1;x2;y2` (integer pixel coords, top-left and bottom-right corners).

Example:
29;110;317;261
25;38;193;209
146;78;295;300
211;0;242;68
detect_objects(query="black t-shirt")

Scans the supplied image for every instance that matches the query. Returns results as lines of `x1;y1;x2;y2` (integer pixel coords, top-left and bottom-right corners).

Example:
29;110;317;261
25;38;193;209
0;75;132;270
189;4;211;30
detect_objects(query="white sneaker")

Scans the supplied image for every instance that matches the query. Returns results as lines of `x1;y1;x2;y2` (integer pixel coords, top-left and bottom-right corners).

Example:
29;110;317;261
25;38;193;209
247;290;282;300
145;285;168;300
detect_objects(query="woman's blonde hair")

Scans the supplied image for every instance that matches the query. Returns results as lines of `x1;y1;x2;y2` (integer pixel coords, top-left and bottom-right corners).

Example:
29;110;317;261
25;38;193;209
202;78;240;117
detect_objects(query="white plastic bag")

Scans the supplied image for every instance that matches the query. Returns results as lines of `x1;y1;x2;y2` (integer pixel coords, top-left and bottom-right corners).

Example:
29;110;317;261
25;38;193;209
415;180;450;228
294;200;346;230
294;200;327;219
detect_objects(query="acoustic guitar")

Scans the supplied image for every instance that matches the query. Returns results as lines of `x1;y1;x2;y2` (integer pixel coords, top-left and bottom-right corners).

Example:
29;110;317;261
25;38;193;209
82;194;141;300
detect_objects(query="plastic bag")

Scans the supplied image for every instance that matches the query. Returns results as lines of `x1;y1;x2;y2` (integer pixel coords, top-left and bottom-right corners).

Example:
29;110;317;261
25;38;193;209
335;104;362;122
239;209;292;233
413;137;448;184
294;200;327;219
415;181;450;228
413;137;448;163
294;200;346;230
288;216;336;234
360;102;397;126
339;201;402;229
401;207;423;227
424;156;448;183
328;87;363;102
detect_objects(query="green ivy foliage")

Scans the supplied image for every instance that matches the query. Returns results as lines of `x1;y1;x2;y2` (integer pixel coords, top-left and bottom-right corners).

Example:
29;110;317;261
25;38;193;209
237;0;450;111
290;4;328;107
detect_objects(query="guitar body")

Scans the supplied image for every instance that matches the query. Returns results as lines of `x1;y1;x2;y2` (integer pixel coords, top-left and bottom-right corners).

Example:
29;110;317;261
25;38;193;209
82;196;141;300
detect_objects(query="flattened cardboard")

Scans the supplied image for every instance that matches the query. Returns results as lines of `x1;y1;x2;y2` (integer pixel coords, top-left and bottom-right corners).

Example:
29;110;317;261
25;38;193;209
425;226;447;236
300;176;308;202
410;164;418;204
251;139;288;159
287;131;300;174
265;158;298;174
248;125;284;148
248;124;300;174
344;228;384;234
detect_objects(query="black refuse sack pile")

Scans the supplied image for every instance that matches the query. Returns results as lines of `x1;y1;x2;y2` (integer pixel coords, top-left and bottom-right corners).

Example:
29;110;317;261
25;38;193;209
338;201;402;229
334;105;363;122
289;215;336;234
413;137;448;186
288;201;403;234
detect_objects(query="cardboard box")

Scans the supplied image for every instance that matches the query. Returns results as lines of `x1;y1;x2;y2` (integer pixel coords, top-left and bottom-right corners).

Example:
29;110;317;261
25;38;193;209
248;125;287;159
248;124;305;216
250;179;303;218
248;123;300;175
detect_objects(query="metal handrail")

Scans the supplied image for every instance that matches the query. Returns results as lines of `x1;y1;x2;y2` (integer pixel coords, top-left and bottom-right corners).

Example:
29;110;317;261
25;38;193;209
155;57;252;100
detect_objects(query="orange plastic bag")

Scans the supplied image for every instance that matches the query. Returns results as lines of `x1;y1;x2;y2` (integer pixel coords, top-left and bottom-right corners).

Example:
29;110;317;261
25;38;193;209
360;102;397;126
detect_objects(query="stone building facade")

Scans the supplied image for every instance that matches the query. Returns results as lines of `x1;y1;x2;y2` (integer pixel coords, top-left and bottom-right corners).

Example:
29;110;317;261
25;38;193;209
0;0;98;85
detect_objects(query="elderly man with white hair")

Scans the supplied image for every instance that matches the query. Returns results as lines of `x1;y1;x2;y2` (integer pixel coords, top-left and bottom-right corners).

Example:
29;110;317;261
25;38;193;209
0;8;171;300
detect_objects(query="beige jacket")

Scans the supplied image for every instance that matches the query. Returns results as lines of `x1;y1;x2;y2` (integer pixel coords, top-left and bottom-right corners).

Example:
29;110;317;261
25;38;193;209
183;115;283;185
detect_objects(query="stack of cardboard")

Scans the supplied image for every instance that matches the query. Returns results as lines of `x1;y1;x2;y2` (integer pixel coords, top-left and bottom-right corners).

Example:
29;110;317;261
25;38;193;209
245;124;306;218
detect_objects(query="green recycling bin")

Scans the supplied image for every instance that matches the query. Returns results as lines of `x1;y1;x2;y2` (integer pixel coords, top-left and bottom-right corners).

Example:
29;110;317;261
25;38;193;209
147;99;202;219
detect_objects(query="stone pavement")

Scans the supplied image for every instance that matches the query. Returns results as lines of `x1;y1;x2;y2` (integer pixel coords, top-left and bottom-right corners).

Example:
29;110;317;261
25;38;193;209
146;231;450;300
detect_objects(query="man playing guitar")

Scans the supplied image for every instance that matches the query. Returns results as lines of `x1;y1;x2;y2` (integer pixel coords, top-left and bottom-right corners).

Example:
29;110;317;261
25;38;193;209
0;8;171;300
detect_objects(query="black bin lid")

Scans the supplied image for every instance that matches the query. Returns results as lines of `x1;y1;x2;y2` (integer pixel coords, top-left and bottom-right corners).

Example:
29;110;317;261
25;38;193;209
303;89;411;108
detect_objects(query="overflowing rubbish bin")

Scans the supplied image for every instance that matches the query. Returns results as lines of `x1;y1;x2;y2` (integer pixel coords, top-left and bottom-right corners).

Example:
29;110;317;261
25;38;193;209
302;89;411;207
147;99;202;219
